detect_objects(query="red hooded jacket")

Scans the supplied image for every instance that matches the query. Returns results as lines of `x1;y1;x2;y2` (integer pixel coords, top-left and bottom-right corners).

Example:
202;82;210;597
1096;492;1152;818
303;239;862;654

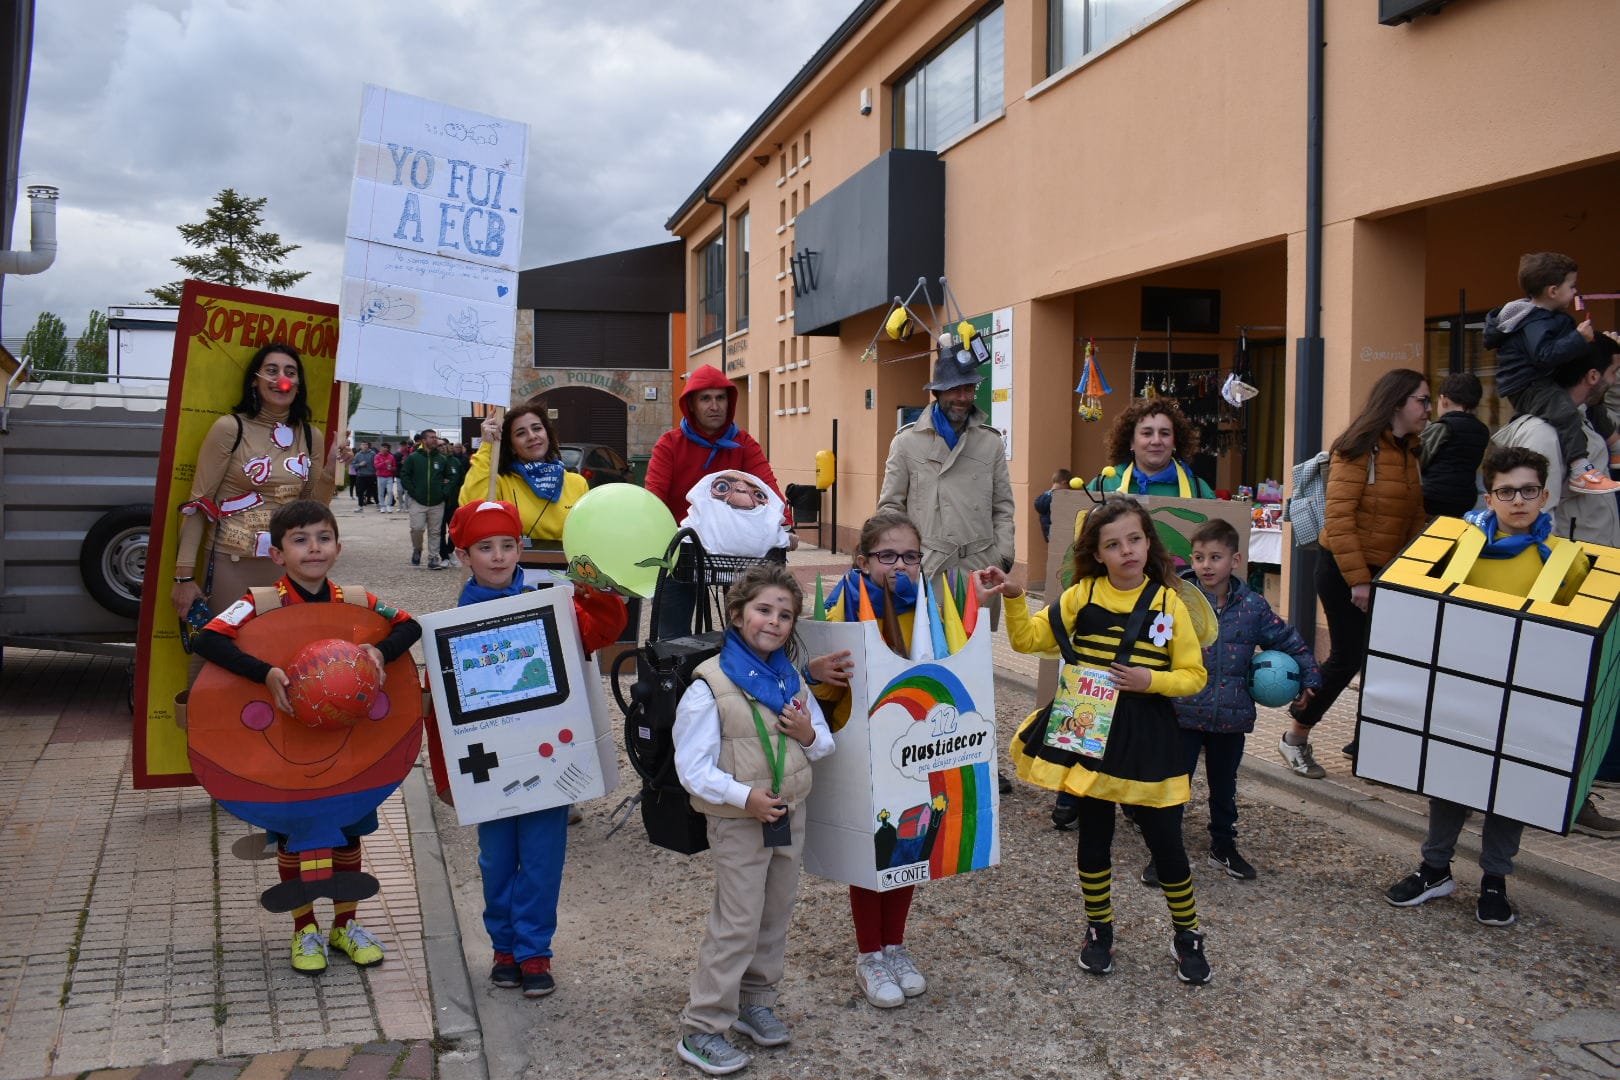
644;364;790;525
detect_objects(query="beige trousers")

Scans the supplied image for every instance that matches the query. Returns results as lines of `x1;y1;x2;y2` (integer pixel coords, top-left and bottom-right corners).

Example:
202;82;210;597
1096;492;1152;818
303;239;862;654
680;809;805;1035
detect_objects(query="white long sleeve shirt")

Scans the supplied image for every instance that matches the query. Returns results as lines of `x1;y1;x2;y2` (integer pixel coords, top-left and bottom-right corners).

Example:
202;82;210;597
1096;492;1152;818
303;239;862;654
673;679;835;810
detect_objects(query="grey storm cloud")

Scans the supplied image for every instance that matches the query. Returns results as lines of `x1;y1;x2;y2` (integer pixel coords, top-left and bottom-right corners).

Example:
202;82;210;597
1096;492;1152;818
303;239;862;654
4;0;853;339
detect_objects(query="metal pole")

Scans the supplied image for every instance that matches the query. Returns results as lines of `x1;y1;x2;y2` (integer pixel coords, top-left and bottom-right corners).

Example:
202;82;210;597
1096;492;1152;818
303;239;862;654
1288;0;1327;636
830;417;839;556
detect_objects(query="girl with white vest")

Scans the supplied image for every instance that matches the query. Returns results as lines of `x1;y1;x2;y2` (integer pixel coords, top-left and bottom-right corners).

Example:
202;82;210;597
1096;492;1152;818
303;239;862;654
673;563;835;1076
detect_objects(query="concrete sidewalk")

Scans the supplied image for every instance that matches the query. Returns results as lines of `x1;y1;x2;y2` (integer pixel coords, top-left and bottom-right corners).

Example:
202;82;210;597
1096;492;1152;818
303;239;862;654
0;646;447;1080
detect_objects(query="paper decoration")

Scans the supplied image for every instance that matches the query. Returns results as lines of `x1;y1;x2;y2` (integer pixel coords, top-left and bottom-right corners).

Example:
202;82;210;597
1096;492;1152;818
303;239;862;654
799;618;999;891
1075;339;1112;421
337;85;527;405
417;585;618;825
1357;517;1620;834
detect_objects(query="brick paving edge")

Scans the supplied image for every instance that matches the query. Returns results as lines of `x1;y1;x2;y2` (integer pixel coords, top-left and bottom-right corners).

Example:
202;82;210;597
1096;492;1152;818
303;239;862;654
402;762;487;1080
991;666;1620;917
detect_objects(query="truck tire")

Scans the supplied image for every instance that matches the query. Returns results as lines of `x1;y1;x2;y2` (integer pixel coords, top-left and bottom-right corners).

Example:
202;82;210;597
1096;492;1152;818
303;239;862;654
80;504;152;619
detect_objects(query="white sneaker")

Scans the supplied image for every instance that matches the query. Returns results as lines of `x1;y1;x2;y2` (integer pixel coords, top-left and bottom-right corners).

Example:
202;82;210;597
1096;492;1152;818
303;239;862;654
882;944;926;997
449;552;462;568
855;951;904;1008
1276;737;1326;779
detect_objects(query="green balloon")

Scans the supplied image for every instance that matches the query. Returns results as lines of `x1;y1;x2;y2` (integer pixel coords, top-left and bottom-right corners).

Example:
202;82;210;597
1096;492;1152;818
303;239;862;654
562;484;678;598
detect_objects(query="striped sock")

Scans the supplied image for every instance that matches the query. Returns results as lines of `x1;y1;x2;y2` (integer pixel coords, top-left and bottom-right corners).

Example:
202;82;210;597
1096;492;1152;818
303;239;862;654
278;844;317;933
1159;875;1199;931
1079;868;1113;924
332;842;362;929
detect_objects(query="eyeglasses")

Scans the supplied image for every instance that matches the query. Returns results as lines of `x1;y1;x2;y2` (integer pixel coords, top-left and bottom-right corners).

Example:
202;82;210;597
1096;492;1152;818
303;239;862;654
1409;394;1432;408
865;550;923;566
1488;484;1544;502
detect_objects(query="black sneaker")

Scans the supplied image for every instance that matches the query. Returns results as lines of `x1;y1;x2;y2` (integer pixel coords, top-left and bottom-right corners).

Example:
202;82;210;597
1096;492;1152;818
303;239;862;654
1209;845;1258;880
1171;929;1211;985
1078;921;1113;975
1342;739;1359;760
1051;801;1079;831
490;950;520;988
520;957;554;998
1139;860;1159;887
1476;876;1516;927
998;771;1013;795
1385;863;1455;907
410;551;422;566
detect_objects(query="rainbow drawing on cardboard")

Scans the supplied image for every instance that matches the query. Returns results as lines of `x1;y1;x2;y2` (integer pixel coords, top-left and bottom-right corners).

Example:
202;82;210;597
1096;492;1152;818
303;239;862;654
870;664;994;880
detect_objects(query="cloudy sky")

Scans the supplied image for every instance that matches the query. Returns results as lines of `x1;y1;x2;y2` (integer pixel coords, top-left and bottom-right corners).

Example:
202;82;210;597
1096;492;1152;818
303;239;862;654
3;0;854;342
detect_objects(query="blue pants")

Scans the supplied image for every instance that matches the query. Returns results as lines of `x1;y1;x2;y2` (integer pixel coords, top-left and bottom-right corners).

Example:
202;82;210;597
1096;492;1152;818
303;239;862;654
1181;729;1245;845
477;806;569;962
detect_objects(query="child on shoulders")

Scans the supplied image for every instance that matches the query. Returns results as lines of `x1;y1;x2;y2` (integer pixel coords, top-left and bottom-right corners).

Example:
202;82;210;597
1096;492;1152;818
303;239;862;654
1484;252;1617;494
674;564;835;1076
445;499;627;998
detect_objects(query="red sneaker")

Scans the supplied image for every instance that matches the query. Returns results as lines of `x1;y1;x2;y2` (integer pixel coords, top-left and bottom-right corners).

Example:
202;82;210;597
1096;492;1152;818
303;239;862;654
520;956;555;998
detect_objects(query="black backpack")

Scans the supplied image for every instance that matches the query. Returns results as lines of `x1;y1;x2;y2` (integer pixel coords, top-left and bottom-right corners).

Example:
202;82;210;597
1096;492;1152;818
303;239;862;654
609;529;723;855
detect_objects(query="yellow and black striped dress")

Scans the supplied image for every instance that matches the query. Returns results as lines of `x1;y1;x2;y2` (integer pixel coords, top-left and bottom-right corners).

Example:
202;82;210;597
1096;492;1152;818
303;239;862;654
1006;577;1207;807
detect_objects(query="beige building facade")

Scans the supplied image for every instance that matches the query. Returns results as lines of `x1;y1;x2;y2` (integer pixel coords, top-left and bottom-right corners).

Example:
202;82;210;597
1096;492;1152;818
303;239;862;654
667;0;1620;588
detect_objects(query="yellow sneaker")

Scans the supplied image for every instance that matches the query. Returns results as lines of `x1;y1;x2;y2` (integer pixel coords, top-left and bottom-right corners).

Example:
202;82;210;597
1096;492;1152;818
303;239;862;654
291;927;328;974
328;922;385;967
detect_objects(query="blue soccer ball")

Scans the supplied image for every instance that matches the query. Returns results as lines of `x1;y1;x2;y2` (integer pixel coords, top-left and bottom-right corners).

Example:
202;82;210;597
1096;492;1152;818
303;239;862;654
1249;650;1302;708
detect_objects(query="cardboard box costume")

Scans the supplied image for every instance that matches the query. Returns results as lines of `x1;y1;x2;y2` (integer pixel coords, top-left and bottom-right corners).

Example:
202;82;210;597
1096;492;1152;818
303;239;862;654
1356;516;1620;834
799;617;1000;892
418;585;619;826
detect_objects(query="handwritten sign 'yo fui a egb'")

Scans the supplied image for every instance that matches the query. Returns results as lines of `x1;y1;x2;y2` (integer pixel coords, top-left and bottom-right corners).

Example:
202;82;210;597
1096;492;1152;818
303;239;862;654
338;85;528;404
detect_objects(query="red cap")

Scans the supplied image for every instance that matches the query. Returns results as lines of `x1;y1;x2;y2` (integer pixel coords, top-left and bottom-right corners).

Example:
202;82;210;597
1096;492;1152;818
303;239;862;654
448;500;522;549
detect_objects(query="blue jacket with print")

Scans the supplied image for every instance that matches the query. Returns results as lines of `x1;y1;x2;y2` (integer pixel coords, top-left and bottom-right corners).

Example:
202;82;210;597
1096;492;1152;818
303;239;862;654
1173;570;1321;734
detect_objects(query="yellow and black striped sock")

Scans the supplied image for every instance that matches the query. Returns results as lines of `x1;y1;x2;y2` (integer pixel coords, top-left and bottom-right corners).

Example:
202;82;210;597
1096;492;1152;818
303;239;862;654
1079;868;1113;924
277;846;318;933
331;842;362;929
1159;875;1199;931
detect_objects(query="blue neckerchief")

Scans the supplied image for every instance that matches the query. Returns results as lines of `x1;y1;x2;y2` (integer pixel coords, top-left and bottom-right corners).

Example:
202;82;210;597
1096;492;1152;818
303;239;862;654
1134;460;1182;494
825;568;917;619
513;459;565;503
1464;508;1553;561
718;626;801;714
931;402;961;450
457;566;540;606
680;418;741;470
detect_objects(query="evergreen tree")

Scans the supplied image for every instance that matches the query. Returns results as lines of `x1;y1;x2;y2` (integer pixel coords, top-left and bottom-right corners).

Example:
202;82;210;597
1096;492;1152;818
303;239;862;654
22;311;69;375
71;309;110;385
148;188;309;304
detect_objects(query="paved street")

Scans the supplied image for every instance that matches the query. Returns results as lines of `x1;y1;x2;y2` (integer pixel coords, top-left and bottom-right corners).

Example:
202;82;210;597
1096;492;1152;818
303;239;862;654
1;498;1618;1079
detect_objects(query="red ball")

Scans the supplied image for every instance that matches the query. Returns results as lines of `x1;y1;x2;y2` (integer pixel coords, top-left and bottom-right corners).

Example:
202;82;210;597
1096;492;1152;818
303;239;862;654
285;638;384;730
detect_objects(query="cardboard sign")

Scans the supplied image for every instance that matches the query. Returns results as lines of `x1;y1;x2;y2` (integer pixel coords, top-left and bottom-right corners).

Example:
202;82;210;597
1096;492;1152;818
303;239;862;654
1036;489;1250;701
338;85;527;404
417;585;618;825
799;618;1000;892
1357;517;1620;835
133;282;342;789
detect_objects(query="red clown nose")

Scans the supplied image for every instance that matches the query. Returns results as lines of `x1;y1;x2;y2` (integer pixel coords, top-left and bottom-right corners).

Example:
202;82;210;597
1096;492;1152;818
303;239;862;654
272;376;294;392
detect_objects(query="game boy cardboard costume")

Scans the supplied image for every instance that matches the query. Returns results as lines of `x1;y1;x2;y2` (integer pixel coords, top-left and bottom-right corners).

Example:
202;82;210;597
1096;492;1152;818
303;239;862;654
798;617;999;892
418;585;618;825
1356;516;1620;834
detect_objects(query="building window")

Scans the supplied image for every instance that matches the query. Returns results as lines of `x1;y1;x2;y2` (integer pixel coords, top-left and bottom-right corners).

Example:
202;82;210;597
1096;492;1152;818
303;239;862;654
1050;0;1165;73
734;211;750;332
894;3;1004;151
696;234;725;347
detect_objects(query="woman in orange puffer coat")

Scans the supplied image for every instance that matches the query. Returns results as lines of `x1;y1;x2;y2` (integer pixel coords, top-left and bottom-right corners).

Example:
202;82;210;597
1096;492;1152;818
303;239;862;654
1277;368;1430;778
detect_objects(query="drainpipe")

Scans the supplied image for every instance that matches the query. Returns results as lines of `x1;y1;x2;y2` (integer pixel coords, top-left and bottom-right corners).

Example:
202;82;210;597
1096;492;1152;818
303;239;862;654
1288;1;1327;637
0;186;60;275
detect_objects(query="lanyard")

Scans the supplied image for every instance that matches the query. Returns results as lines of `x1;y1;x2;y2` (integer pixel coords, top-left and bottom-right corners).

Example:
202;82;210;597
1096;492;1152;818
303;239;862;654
748;701;787;795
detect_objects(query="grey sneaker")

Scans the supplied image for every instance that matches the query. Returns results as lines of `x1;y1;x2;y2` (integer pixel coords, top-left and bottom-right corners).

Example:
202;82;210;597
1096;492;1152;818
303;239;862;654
855;951;904;1008
733;1003;791;1047
1276;737;1326;779
676;1032;751;1076
1572;793;1620;838
882;944;926;997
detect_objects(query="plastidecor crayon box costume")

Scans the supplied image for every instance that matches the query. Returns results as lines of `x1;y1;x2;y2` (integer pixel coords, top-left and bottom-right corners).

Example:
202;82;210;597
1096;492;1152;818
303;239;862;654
417;585;619;825
1356;516;1620;834
798;616;999;891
